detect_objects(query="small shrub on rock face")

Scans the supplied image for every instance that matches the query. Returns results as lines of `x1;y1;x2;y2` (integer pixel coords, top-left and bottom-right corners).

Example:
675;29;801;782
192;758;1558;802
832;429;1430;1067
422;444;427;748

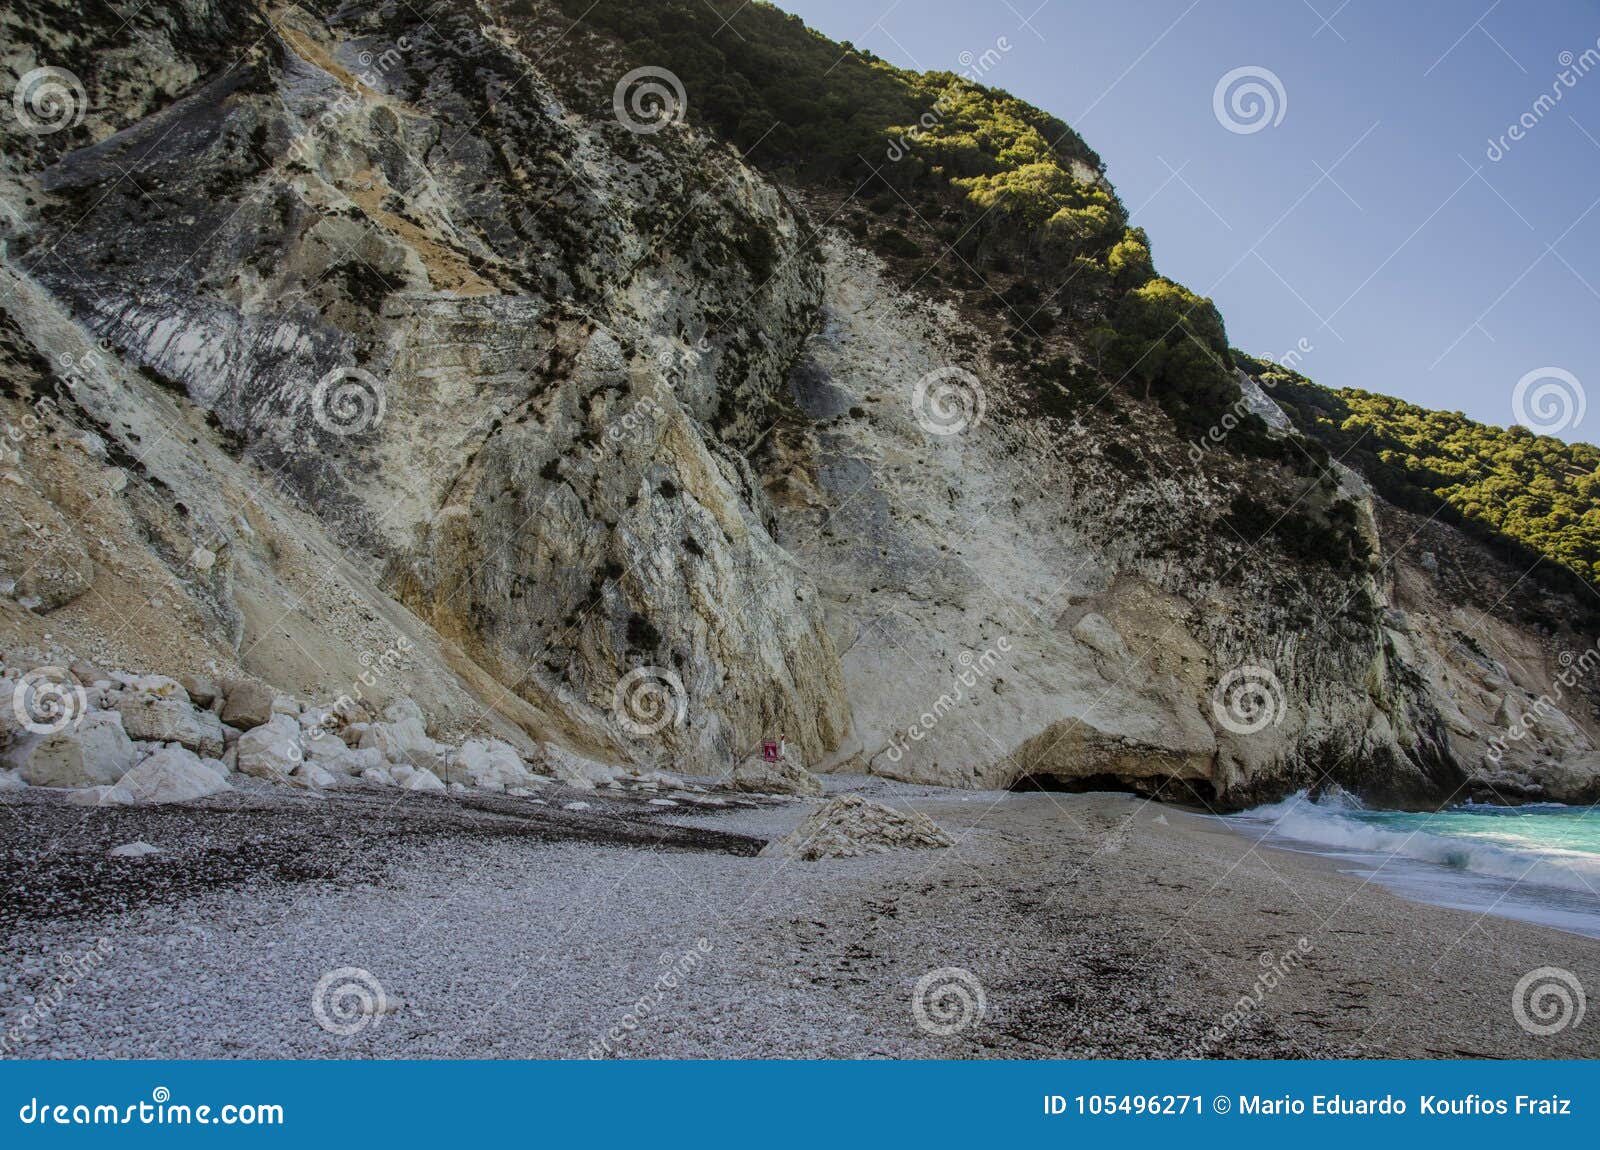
874;228;922;259
1101;441;1146;477
1221;492;1371;574
626;613;662;651
734;225;778;283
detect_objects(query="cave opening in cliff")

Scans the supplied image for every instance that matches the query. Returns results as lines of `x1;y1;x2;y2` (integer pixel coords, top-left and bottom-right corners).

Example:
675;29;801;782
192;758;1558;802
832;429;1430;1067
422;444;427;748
1009;772;1219;808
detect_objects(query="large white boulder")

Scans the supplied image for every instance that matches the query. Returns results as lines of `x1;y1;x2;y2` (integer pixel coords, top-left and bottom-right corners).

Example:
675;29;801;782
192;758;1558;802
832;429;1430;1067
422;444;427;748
3;673;98;749
234;713;303;781
402;767;446;792
0;677;27;747
5;711;136;787
360;700;448;773
178;674;220;709
539;744;626;791
292;760;340;790
325;746;385;776
220;680;276;731
103;746;230;804
382;698;427;727
731;755;824;797
447;738;531;791
107;690;226;757
759;794;956;860
303;727;351;762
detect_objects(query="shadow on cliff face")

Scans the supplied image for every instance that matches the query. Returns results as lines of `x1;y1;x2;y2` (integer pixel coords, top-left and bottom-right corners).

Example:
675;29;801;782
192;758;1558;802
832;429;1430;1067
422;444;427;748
1008;772;1221;811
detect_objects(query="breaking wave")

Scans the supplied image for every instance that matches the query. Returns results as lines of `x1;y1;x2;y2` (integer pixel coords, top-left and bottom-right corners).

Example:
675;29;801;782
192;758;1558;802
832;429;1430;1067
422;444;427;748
1229;790;1600;897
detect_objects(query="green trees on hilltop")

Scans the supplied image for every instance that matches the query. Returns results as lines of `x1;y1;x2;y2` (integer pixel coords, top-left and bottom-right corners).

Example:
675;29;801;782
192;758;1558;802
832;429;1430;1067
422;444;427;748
1238;352;1600;591
1084;277;1234;432
541;1;1595;595
547;0;1238;423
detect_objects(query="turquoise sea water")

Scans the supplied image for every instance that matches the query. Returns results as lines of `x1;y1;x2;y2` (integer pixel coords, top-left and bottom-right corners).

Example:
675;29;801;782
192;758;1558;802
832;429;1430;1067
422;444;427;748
1226;791;1600;939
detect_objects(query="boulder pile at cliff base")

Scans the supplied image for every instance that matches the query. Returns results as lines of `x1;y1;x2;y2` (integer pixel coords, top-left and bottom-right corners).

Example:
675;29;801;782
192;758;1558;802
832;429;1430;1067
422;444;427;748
761;793;957;860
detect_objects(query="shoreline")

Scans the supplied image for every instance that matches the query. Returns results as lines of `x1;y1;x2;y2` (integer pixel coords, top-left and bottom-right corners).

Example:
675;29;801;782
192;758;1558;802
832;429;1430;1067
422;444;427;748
1217;794;1600;941
2;780;1595;1058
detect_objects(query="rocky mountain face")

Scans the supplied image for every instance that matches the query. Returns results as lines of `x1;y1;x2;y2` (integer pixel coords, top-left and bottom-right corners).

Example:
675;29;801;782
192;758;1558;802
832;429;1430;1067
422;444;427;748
1;0;1596;809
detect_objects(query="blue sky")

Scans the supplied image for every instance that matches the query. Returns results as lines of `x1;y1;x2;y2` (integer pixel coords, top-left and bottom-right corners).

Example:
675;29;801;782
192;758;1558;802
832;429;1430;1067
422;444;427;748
776;0;1600;442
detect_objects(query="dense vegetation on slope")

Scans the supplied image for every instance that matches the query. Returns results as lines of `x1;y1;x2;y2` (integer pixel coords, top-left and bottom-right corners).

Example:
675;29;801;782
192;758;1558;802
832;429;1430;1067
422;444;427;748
1238;352;1600;592
534;0;1595;598
541;0;1241;433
